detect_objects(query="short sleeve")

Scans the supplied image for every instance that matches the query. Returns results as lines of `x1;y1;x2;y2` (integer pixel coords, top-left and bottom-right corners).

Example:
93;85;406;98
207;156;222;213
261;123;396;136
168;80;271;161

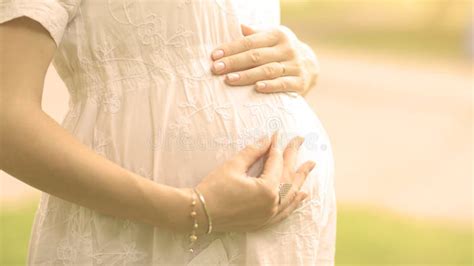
0;0;82;47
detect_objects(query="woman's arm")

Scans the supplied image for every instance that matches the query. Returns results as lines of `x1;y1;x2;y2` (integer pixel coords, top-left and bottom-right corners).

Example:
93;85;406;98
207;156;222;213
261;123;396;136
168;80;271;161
0;17;199;232
0;17;313;234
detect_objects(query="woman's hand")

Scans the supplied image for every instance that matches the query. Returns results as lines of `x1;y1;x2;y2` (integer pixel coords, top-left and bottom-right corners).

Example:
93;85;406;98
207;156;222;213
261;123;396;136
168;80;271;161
210;24;320;96
194;132;316;233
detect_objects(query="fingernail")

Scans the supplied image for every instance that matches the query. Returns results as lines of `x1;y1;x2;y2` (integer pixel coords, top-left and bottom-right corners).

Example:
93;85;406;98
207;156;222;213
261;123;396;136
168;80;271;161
212;49;224;60
256;134;271;149
272;130;280;148
227;73;240;81
213;61;225;72
273;129;279;141
309;161;316;170
256;82;266;90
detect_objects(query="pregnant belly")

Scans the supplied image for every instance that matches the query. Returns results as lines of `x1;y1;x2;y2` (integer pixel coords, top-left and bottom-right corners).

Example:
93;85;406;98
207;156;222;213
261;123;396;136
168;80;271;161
148;77;334;189
74;61;333;190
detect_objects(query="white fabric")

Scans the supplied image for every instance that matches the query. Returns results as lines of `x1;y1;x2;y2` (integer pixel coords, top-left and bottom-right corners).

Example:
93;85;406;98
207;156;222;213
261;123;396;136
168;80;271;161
0;0;336;265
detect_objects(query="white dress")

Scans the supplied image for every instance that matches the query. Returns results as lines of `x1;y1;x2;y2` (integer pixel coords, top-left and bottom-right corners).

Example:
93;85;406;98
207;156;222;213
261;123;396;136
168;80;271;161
0;0;336;265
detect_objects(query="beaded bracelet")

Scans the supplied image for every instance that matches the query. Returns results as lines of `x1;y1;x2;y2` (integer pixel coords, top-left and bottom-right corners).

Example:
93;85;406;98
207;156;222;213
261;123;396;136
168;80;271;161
187;190;199;253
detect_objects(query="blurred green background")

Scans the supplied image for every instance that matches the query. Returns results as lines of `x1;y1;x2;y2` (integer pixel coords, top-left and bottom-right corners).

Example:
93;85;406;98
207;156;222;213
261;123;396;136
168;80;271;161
1;202;472;264
1;0;472;265
282;0;472;62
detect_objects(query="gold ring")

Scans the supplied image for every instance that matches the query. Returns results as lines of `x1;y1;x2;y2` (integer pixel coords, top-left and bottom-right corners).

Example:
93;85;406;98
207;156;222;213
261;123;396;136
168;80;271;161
278;183;292;205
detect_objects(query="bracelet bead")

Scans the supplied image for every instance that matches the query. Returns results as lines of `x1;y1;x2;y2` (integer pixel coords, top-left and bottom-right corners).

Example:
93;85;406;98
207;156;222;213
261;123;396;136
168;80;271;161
187;189;199;253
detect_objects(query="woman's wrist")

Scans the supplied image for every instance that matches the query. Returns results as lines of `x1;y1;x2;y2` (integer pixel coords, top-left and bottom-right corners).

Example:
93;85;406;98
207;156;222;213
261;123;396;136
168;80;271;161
130;176;197;234
193;187;213;234
179;187;210;236
129;171;211;236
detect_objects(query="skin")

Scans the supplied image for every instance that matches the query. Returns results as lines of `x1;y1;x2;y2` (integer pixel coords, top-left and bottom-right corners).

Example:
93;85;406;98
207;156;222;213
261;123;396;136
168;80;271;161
211;24;320;96
0;17;316;235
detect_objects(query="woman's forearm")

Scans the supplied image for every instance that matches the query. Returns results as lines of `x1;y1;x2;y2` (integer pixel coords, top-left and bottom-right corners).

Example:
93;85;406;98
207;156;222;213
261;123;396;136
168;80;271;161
0;18;198;233
0;104;201;233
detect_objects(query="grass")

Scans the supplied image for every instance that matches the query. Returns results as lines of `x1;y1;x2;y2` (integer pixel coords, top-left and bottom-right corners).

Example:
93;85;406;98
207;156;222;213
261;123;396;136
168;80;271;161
1;201;472;265
0;203;37;266
336;205;473;265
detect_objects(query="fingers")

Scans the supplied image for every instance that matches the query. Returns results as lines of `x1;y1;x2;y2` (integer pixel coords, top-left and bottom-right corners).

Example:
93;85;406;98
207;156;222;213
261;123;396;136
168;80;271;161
261;191;308;229
224;61;300;86
272;192;308;225
260;131;283;187
211;30;281;61
275;187;298;213
276;158;314;215
279;136;305;184
282;136;305;175
212;47;287;75
255;158;315;230
232;134;272;171
293;160;316;190
241;24;256;36
255;76;305;94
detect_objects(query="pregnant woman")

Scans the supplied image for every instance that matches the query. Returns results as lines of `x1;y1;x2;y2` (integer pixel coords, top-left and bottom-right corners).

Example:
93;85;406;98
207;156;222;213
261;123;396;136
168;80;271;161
0;0;336;265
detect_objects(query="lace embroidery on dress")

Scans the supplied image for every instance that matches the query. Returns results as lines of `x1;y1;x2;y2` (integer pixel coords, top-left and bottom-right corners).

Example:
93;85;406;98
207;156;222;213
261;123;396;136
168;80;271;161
90;242;148;265
69;1;201;114
52;204;149;265
51;205;92;265
169;100;233;139
93;128;112;157
35;195;60;234
211;98;299;160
